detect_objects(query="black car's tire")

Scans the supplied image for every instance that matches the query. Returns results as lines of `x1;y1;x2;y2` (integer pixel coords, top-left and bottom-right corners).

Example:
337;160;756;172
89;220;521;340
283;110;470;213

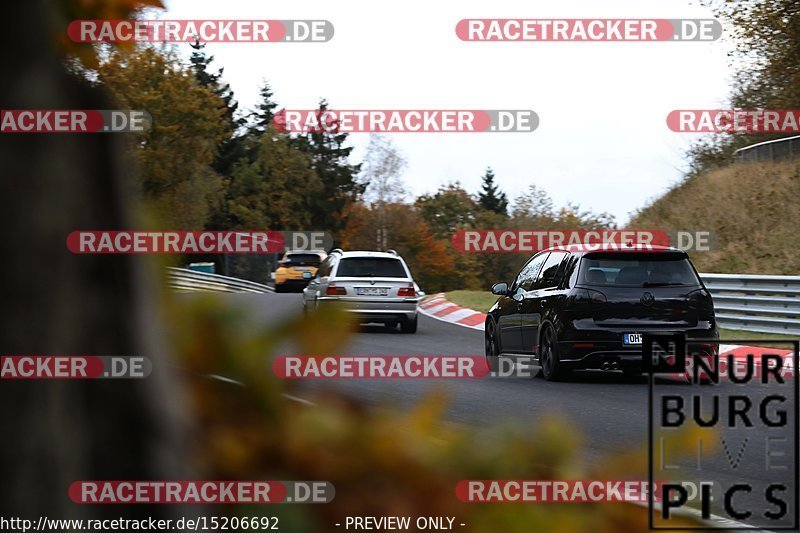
400;316;418;334
385;321;398;330
485;318;500;372
539;326;569;381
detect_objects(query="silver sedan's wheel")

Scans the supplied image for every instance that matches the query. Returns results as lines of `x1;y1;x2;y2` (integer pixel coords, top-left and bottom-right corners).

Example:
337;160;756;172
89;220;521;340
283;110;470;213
400;315;417;333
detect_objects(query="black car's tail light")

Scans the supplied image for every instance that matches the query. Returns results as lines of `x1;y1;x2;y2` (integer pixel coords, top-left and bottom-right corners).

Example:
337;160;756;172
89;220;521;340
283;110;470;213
688;288;709;298
574;288;607;305
687;289;714;313
588;289;607;304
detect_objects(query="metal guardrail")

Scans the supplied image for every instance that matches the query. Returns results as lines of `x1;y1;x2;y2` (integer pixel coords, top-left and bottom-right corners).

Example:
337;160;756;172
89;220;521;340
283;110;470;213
700;273;800;335
167;267;272;294
166;267;799;335
733;134;800;163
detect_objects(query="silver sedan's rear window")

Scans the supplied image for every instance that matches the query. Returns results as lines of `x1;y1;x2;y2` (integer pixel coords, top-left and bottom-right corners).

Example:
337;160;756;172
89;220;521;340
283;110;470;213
336;258;407;278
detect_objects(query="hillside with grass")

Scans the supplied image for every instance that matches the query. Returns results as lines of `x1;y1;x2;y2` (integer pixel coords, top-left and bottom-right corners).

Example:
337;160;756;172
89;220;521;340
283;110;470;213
630;160;800;274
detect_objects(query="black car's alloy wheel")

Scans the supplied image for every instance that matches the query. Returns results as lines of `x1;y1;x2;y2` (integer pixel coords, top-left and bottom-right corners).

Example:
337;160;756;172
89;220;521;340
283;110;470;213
539;326;568;381
485;319;499;372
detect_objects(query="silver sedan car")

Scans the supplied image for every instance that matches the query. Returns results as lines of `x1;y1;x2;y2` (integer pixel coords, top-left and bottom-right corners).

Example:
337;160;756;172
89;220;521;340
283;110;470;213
302;250;420;333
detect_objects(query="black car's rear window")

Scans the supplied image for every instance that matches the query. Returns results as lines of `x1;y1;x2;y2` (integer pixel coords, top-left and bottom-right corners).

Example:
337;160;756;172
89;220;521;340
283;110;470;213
336;258;407;278
578;253;700;287
285;253;322;266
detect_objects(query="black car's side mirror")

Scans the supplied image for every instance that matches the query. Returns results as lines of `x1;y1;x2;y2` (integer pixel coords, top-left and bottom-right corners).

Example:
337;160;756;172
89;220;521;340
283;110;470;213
491;282;509;296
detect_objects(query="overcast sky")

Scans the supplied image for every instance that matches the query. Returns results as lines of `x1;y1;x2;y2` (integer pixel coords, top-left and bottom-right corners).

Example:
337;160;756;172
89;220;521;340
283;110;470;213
162;0;735;224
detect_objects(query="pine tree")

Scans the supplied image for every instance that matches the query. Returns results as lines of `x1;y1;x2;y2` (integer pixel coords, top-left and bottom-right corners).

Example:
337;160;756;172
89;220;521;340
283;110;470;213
189;41;244;177
291;99;364;233
251;81;279;135
189;41;238;128
477;167;508;215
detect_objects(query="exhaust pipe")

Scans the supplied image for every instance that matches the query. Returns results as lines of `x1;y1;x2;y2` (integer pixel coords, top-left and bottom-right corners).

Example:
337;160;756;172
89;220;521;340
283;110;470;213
610;361;619;370
601;361;611;371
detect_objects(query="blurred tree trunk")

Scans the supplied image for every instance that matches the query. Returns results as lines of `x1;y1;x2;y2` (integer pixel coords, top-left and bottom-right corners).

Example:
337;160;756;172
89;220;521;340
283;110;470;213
0;0;191;521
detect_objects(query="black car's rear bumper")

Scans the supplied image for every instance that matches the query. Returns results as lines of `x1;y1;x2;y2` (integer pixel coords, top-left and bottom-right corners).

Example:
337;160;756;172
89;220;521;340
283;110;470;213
556;323;718;370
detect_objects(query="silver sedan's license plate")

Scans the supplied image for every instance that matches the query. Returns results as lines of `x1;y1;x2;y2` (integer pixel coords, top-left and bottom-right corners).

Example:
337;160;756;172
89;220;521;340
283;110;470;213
356;287;388;296
623;333;643;345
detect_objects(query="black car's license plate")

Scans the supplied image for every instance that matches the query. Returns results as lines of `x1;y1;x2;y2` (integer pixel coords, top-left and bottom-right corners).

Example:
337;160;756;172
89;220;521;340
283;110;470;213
623;333;643;345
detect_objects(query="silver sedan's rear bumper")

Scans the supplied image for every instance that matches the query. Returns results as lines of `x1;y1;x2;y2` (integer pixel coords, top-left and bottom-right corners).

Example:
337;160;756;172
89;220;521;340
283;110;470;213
317;297;418;322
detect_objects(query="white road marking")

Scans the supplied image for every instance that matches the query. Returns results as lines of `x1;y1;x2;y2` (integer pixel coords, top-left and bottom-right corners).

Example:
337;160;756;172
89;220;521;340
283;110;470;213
282;393;316;406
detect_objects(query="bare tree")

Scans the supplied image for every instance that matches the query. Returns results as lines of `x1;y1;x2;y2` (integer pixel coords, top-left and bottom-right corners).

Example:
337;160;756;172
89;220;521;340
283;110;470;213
360;134;407;249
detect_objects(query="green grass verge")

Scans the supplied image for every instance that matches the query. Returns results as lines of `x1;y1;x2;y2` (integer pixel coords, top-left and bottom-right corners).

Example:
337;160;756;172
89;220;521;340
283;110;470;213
441;291;799;348
444;290;497;313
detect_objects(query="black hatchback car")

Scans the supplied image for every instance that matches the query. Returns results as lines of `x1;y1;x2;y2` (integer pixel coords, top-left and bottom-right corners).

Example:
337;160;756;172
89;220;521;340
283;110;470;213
485;244;717;380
